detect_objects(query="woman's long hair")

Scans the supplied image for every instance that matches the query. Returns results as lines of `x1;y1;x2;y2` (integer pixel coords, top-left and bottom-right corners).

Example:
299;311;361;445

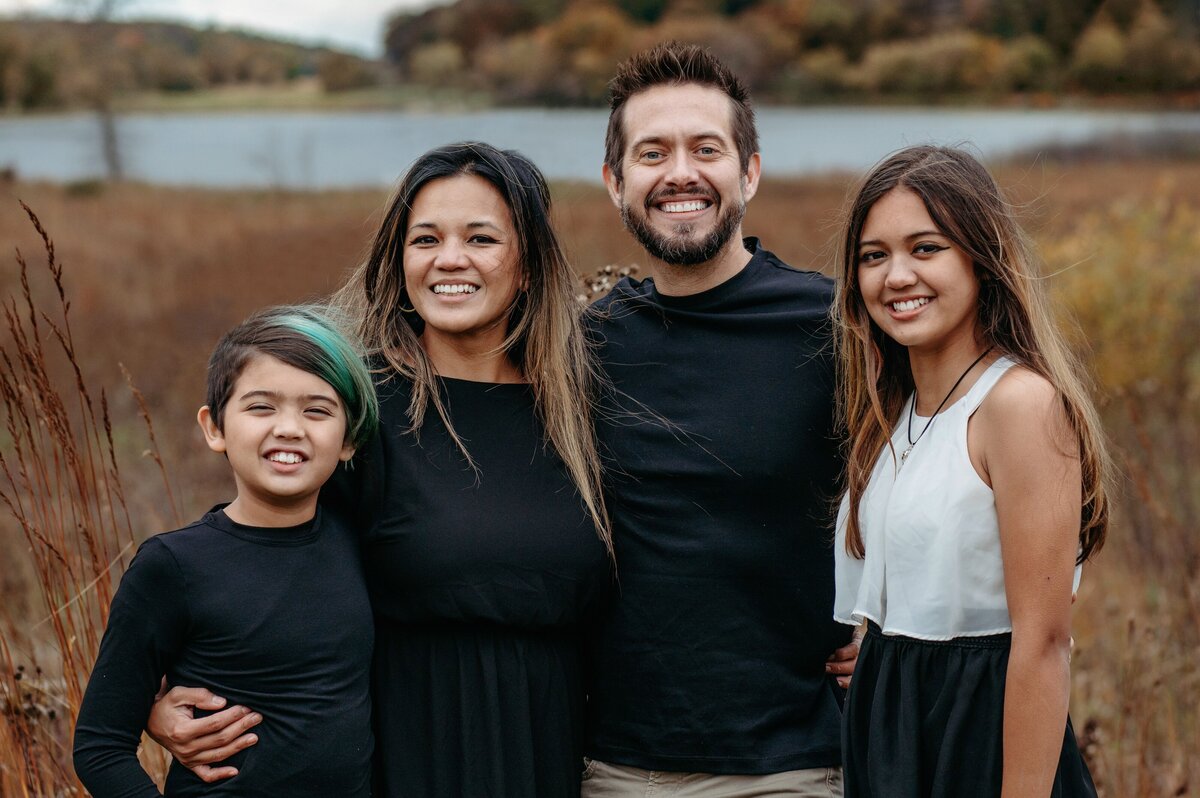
333;142;612;559
833;145;1111;562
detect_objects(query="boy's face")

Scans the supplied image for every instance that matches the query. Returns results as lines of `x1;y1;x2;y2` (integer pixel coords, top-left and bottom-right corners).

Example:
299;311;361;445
197;354;354;523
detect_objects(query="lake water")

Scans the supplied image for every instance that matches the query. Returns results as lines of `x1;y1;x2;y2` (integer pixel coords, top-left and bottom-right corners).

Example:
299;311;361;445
1;107;1197;188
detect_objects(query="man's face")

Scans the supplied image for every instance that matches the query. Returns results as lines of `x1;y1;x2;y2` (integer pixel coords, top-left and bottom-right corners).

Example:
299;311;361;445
604;83;760;266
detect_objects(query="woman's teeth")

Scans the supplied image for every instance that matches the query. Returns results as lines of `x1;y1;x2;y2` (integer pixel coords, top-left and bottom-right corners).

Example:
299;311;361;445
891;298;930;312
433;284;478;294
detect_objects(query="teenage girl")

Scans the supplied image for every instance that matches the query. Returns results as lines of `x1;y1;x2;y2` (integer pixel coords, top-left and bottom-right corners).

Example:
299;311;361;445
832;146;1110;797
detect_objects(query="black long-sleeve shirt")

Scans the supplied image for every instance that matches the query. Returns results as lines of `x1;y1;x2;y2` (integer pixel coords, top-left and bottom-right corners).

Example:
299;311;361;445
73;507;373;797
584;239;851;773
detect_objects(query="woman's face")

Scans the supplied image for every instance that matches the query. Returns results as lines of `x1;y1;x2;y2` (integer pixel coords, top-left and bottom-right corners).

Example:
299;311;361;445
856;186;981;355
403;174;523;351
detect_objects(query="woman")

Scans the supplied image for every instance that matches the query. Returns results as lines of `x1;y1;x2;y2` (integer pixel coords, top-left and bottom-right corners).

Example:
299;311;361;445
832;146;1109;797
148;143;613;796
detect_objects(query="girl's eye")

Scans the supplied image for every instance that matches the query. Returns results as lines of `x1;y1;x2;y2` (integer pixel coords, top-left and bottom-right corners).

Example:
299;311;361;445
409;235;437;246
858;250;884;264
247;404;273;413
914;242;948;255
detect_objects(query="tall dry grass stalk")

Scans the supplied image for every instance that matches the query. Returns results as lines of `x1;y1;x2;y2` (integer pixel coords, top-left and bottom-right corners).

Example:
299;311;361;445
0;203;176;795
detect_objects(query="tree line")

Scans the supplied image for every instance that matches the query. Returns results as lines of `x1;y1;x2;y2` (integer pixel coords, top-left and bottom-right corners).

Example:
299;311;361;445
384;0;1200;104
0;18;378;111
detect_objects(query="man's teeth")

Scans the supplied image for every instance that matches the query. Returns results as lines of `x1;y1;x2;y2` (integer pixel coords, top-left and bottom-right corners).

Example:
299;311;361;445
661;200;709;213
268;452;303;464
433;284;478;294
892;298;930;312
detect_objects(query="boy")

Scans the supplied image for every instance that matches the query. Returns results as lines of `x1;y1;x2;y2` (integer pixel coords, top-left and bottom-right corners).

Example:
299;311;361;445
73;305;378;797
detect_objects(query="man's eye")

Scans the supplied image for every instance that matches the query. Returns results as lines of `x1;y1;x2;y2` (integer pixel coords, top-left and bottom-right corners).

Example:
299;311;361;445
698;146;717;156
642;150;664;161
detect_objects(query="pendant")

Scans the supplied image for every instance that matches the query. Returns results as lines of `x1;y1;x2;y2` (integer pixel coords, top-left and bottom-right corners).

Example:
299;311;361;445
900;446;913;466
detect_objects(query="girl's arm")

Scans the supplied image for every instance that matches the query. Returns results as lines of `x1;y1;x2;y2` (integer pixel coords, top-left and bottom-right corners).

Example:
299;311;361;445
974;369;1080;798
74;537;188;798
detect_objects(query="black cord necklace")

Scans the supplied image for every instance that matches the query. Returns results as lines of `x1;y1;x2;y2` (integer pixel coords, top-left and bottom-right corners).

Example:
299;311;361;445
901;347;994;467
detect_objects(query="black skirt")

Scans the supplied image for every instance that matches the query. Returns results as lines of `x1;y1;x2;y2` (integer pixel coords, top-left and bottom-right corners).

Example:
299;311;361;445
843;623;1096;798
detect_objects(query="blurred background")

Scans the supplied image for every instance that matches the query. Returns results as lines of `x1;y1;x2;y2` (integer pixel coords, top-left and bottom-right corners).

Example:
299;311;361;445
1;1;1197;795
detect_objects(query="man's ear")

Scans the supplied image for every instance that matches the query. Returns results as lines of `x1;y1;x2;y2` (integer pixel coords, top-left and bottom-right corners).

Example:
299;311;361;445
741;152;762;204
602;163;623;209
197;406;227;454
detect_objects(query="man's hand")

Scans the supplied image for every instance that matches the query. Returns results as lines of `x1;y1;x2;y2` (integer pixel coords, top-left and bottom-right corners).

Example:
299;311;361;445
825;626;864;689
147;684;262;783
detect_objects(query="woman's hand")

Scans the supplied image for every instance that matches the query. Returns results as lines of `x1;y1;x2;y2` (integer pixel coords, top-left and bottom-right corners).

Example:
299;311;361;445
146;682;262;783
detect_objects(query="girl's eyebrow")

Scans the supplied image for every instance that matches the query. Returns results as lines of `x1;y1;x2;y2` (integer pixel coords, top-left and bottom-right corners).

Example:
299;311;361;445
858;230;945;247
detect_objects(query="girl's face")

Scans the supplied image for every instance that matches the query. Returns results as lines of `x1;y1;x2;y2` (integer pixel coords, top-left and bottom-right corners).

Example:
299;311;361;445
403;174;523;352
856;186;981;356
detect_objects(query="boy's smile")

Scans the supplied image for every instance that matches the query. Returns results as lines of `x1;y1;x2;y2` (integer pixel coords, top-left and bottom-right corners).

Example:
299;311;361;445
198;354;355;527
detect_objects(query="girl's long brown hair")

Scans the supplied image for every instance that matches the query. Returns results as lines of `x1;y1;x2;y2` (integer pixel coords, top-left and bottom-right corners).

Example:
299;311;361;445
833;145;1111;562
332;142;612;560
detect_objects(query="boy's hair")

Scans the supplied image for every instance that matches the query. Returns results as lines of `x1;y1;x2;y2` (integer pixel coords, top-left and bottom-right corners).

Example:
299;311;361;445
205;305;379;449
604;41;759;184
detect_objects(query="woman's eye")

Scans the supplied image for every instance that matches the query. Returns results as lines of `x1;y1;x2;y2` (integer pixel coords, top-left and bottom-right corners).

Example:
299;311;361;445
914;242;948;255
469;235;499;245
409;235;437;246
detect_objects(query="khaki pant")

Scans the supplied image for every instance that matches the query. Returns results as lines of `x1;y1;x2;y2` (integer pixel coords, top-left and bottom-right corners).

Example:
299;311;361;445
580;758;844;798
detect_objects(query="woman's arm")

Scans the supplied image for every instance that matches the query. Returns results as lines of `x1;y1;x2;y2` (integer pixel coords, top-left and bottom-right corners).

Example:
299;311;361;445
146;685;261;782
74;538;189;797
974;369;1080;798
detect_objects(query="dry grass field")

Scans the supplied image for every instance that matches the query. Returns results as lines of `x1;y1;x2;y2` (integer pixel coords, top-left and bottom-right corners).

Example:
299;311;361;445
2;155;1198;796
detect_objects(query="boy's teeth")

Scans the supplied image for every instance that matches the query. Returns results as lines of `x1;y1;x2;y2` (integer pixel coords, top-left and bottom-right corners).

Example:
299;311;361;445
268;452;302;464
432;284;478;294
892;298;930;312
661;200;708;213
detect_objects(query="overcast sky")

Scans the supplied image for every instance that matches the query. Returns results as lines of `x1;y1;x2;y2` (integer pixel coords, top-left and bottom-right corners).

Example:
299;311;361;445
0;0;428;55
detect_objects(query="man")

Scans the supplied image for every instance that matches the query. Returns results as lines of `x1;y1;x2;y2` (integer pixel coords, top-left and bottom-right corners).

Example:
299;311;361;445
581;42;856;796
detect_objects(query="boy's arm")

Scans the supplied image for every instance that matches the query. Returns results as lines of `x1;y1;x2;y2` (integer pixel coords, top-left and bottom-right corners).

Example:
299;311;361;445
74;537;189;798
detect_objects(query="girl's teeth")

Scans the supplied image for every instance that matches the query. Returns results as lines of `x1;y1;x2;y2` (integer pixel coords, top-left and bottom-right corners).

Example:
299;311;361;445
269;452;302;464
433;284;478;294
892;298;929;312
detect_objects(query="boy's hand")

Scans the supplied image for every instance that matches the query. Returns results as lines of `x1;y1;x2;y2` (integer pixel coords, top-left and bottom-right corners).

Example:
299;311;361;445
147;683;262;783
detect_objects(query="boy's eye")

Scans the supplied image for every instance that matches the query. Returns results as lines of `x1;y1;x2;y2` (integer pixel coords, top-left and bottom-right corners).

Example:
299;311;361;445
305;406;335;417
246;403;273;412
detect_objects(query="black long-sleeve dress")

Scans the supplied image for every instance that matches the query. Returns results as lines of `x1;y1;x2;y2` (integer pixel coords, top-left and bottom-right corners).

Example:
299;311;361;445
351;375;610;797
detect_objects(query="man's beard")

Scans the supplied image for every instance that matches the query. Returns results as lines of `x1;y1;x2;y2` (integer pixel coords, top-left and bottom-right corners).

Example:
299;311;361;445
621;195;745;267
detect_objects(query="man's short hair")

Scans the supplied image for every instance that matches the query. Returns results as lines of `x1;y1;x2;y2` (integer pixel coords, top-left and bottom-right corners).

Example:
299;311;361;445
604;41;759;185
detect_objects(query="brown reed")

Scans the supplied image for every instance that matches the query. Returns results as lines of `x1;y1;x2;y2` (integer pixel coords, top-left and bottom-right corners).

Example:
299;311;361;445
0;203;174;795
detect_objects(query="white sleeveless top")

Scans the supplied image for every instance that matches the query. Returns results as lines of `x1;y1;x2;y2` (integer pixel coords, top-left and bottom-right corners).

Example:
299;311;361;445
833;356;1082;640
